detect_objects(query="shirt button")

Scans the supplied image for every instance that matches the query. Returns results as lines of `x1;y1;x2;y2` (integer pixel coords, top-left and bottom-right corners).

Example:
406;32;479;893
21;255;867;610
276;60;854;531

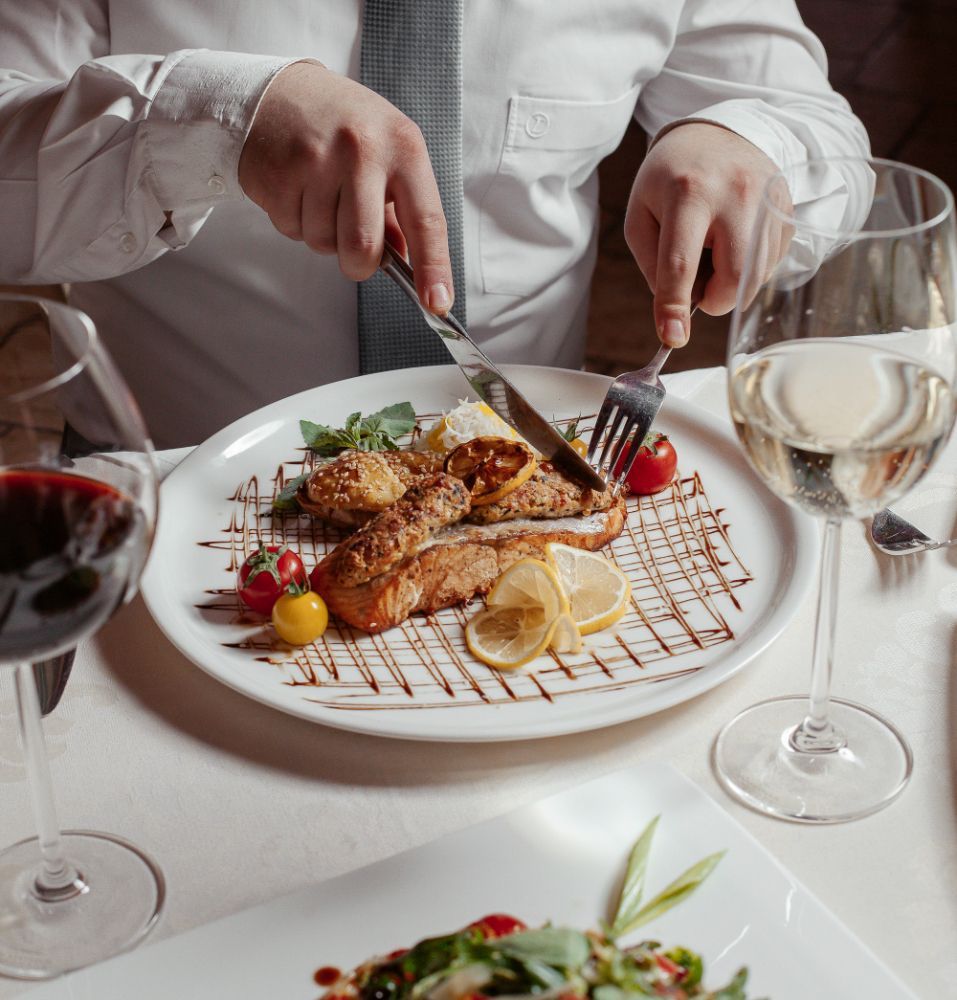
207;174;227;195
119;232;136;254
525;112;550;139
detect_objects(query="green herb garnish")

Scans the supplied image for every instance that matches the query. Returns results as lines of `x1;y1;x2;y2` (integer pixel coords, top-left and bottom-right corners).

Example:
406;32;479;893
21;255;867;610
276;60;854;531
608;815;725;939
271;472;309;513
557;416;582;442
301;402;416;456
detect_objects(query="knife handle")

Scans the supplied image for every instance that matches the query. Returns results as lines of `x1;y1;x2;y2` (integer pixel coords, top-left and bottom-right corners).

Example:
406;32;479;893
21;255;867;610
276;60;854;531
379;242;472;342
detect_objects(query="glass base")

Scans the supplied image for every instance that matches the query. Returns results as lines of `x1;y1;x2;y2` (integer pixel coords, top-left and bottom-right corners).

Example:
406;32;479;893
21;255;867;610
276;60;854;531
713;695;913;824
0;830;164;979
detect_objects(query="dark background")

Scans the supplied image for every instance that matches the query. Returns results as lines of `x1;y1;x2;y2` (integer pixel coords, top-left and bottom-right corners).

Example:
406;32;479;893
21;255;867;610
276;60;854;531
587;0;957;376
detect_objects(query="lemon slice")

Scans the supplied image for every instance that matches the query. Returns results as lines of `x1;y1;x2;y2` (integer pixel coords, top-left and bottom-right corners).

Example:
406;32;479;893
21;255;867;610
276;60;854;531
465;605;554;670
444;436;537;506
544;543;631;635
486;558;568;619
548;612;583;654
465;559;569;669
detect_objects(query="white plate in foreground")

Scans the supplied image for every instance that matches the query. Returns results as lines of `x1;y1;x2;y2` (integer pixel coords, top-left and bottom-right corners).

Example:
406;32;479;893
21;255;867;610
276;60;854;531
141;365;817;741
25;762;912;999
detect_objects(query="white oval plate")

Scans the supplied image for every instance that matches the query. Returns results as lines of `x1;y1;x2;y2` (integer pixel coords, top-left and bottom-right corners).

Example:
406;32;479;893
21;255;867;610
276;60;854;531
141;364;817;741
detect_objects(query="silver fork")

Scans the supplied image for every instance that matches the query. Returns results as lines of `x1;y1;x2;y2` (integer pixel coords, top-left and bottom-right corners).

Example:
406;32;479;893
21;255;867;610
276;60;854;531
587;252;713;491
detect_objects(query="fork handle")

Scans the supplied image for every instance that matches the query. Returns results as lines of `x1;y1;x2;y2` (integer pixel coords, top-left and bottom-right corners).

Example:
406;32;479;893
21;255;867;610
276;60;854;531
648;344;672;379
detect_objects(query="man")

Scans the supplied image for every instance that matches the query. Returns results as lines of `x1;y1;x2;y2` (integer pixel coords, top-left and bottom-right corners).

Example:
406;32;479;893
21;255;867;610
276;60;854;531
0;1;868;447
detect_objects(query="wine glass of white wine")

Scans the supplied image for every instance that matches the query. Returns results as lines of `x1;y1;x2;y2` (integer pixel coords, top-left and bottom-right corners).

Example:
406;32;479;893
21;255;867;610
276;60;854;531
715;158;957;823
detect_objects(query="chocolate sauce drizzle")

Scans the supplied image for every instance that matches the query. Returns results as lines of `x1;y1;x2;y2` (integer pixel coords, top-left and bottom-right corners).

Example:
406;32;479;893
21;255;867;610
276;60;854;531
195;413;754;711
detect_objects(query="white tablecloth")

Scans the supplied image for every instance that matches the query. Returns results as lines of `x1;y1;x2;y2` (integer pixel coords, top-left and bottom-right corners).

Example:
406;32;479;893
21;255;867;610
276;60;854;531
1;367;954;997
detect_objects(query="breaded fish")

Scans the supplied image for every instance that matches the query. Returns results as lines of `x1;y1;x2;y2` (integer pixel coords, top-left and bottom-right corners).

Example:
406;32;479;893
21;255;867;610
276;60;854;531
327;472;472;588
297;449;442;527
465;462;614;525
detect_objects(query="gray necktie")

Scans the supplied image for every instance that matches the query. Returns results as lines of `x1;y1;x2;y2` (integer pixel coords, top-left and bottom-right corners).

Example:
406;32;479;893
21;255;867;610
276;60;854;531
358;0;466;373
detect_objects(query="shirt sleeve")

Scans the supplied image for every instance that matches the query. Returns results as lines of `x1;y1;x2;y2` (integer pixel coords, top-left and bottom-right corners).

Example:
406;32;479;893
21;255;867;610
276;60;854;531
635;0;871;173
0;1;292;282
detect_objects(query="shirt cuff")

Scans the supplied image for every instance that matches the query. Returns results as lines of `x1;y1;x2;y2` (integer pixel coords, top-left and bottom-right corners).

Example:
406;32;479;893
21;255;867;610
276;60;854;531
141;50;294;215
649;98;809;174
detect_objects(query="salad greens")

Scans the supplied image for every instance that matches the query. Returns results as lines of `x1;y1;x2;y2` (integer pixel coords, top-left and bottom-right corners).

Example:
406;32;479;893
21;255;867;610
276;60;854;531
337;818;754;1000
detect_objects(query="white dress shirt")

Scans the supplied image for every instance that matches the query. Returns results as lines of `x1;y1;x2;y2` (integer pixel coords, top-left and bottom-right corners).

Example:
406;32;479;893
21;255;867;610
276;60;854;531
0;0;869;447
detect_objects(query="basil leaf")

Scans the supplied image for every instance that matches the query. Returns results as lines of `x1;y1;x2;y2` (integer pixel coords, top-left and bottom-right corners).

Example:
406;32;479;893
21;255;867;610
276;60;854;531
609;816;659;938
299;420;353;456
271;472;308;512
299;402;416;455
373;401;417;438
344;411;363;437
495;927;590;970
615;851;725;936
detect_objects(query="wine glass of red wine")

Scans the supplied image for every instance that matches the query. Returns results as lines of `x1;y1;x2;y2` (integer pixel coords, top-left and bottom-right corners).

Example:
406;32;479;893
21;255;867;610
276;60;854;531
0;293;163;978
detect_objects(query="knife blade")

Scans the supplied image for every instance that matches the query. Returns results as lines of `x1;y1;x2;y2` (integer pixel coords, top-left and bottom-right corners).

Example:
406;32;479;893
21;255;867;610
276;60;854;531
379;243;607;491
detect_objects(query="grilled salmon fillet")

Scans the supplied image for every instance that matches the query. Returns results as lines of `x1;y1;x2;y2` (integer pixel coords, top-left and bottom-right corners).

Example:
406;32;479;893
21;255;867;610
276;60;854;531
465;462;614;525
312;497;627;633
329;472;472;588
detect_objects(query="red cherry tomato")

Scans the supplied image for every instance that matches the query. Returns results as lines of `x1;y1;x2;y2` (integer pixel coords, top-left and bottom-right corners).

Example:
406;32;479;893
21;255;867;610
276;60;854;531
612;432;677;495
466;914;527;940
237;543;307;615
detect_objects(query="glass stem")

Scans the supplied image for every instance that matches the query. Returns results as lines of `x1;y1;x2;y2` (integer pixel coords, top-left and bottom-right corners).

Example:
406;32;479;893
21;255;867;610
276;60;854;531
790;517;847;753
13;663;86;901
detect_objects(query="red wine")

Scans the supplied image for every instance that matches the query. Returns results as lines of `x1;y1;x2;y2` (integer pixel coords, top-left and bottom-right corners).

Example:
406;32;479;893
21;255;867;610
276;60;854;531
0;469;147;664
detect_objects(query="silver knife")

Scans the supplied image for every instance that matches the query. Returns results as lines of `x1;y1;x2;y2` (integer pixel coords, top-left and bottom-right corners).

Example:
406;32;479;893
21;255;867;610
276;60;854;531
379;242;607;491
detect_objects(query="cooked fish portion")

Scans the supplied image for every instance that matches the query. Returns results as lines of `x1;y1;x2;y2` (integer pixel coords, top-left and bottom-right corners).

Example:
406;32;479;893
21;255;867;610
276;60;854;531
326;472;472;588
465;462;614;525
297;449;442;527
313;498;627;633
383;449;443;484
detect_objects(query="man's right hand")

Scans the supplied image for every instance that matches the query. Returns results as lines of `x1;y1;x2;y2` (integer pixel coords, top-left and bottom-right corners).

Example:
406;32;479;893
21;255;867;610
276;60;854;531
238;61;454;314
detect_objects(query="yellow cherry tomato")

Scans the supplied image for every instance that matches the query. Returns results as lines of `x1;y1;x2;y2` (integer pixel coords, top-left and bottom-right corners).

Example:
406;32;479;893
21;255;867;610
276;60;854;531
570;437;588;458
271;589;328;645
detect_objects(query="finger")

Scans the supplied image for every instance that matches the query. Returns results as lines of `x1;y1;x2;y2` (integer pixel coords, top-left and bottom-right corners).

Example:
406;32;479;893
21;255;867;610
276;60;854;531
336;166;387;280
266;188;305;242
705;221;748;315
301;183;339;254
390;155;453;315
623;203;660;293
654;204;712;347
384;202;407;260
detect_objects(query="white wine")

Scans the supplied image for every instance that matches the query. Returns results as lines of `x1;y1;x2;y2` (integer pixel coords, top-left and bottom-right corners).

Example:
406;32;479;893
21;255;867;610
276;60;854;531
729;339;955;519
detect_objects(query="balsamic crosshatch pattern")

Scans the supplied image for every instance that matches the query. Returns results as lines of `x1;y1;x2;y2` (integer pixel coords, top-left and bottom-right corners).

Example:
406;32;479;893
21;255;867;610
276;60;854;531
195;416;754;711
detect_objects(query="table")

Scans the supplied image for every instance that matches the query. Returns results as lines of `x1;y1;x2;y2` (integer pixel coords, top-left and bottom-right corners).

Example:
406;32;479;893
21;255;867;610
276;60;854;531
1;367;954;997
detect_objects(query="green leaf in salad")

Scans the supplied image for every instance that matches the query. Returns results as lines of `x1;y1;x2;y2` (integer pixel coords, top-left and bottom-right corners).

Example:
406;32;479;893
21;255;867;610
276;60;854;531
708;966;751;999
494;927;591;970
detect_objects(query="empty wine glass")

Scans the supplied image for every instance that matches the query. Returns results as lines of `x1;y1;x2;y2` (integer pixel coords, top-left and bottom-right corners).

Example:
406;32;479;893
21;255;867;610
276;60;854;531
715;158;957;823
0;294;163;977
